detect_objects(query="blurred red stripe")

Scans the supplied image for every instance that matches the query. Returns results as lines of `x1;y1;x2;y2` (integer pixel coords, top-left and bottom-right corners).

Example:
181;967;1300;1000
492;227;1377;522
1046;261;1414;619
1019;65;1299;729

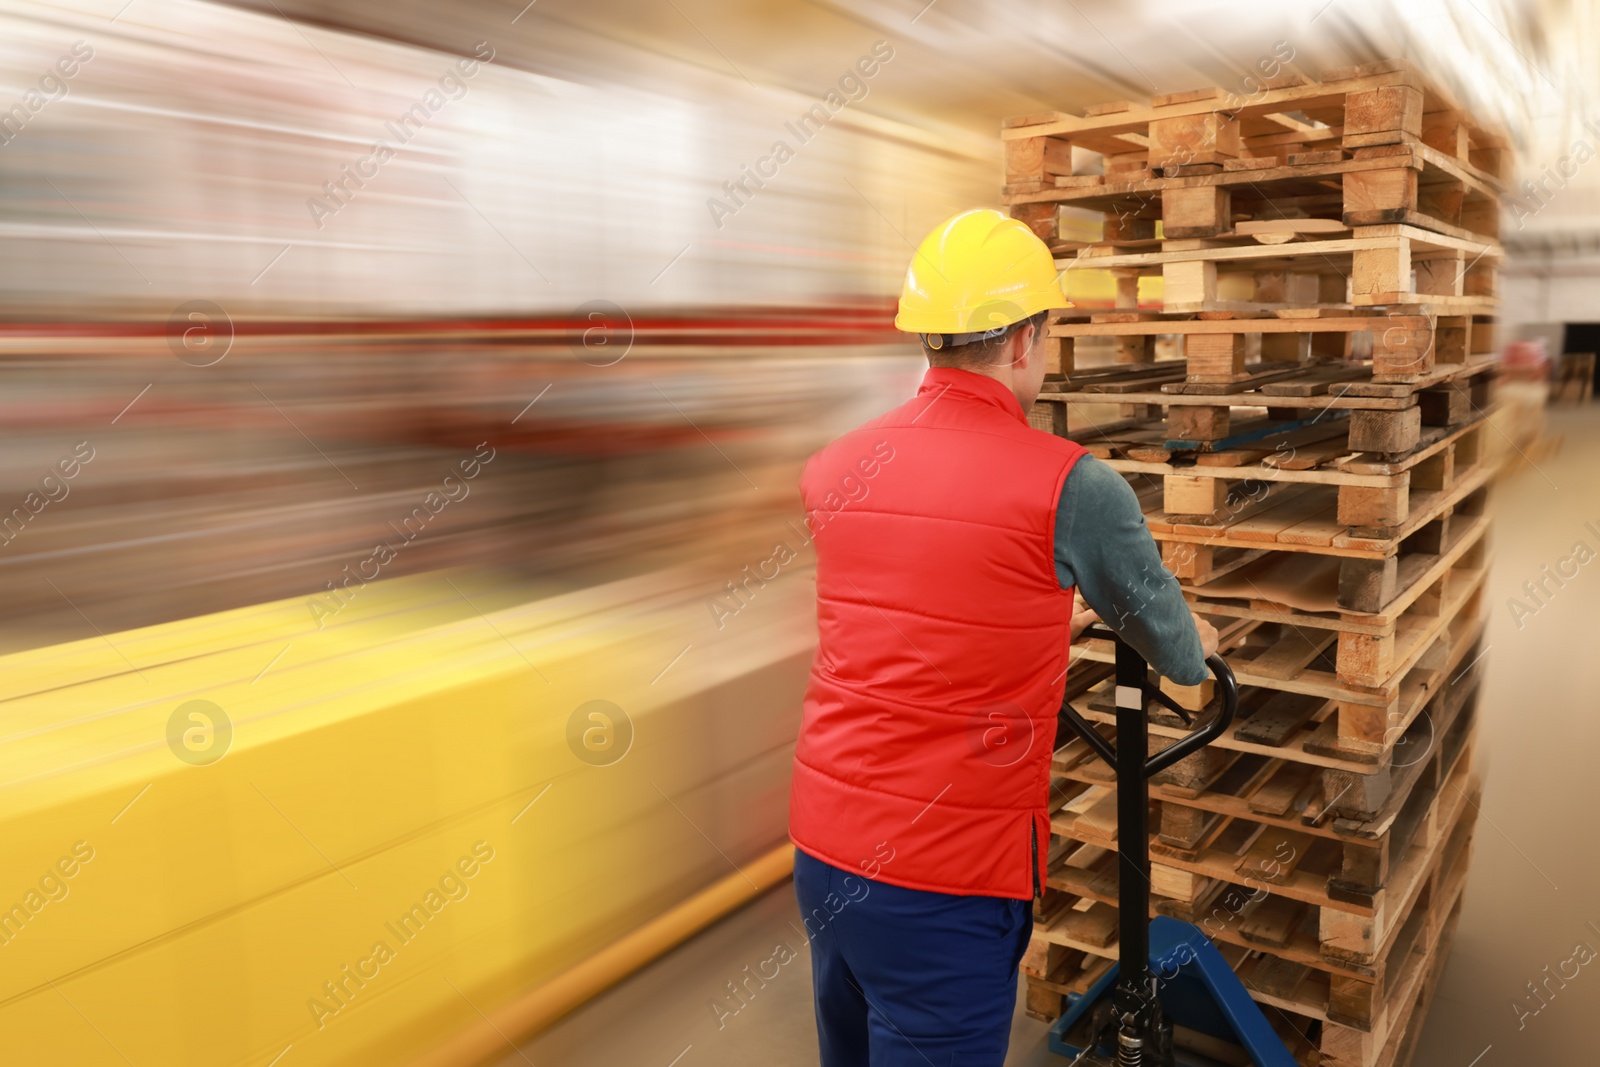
0;304;903;347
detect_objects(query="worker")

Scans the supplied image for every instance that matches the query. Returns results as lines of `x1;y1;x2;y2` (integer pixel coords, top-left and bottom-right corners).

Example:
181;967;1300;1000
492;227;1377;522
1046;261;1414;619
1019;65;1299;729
789;208;1219;1066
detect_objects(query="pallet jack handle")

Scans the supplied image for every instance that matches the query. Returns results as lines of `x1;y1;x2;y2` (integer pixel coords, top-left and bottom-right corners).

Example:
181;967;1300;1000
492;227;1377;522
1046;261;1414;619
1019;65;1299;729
1056;624;1241;1067
1060;625;1239;780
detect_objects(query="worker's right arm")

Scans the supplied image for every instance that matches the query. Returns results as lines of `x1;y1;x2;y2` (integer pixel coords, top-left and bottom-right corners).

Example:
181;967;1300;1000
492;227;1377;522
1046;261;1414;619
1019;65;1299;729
1054;456;1213;685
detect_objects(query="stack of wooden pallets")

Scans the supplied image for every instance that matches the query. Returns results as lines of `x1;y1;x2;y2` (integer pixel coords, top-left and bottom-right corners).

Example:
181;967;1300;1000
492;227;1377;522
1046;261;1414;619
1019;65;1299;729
1007;60;1507;1067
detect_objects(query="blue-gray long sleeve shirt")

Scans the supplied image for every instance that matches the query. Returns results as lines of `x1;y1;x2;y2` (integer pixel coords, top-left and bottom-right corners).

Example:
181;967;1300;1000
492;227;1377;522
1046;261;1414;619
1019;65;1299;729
1054;455;1208;685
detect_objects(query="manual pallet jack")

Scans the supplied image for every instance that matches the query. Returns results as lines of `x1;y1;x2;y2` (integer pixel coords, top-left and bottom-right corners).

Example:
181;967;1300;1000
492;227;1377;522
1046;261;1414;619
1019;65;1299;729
1049;627;1299;1067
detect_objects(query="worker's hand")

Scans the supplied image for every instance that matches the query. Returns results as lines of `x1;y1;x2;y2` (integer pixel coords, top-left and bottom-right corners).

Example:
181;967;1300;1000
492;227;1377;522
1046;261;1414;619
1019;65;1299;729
1193;613;1219;659
1069;592;1098;639
1070;605;1100;640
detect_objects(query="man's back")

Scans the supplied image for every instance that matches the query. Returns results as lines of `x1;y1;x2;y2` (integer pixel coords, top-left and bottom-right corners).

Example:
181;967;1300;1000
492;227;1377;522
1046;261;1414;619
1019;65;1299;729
790;367;1086;900
787;208;1213;1067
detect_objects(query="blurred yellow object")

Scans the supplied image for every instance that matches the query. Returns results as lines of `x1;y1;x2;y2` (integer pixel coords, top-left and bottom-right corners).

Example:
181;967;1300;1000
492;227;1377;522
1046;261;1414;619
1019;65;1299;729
0;567;812;1066
408;843;794;1067
893;208;1072;337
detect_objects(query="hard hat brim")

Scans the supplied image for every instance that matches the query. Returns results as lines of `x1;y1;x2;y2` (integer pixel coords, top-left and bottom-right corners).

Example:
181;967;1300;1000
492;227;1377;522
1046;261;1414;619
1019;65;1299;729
894;286;1073;334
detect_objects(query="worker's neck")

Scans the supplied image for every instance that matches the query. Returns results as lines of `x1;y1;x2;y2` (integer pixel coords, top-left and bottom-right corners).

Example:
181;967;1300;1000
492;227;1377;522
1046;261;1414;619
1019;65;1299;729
932;360;1036;410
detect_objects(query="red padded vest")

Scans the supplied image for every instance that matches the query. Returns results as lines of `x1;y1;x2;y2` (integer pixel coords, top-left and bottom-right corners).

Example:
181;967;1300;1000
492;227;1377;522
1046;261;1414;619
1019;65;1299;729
790;367;1088;900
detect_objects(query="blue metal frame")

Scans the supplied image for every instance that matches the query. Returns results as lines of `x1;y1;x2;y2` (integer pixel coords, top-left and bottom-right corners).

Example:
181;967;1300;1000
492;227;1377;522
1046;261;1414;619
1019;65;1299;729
1046;917;1298;1066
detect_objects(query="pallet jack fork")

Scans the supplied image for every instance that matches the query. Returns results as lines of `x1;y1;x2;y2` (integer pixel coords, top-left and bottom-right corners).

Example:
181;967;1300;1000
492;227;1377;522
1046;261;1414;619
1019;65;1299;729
1049;627;1298;1067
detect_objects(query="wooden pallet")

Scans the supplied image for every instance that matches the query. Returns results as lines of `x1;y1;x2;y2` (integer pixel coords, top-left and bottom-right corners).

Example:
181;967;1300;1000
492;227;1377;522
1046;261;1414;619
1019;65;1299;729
1036;351;1497;419
1137;472;1493;628
1142;401;1477;471
1003;59;1509;244
1274;558;1479;690
1141;433;1494;553
1169;506;1486;620
1051;669;1477;891
1176;533;1488;692
1044;366;1493;452
1174;471;1488;609
1073;607;1484;773
1010;141;1505;248
1001;61;1508;174
1068;610;1488;775
1060;226;1499;318
1027;768;1477;1043
1068;412;1492;568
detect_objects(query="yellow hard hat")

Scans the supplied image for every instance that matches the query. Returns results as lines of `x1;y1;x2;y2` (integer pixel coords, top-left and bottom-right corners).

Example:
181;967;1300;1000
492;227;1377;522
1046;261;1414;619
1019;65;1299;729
894;208;1070;343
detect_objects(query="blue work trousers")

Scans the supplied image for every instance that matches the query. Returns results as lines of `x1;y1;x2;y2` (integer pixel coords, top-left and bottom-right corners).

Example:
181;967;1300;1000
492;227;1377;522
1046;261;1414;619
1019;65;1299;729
792;848;1032;1067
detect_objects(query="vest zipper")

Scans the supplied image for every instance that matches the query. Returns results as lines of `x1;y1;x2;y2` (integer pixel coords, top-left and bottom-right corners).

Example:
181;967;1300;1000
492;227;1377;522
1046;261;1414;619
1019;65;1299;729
1031;819;1041;899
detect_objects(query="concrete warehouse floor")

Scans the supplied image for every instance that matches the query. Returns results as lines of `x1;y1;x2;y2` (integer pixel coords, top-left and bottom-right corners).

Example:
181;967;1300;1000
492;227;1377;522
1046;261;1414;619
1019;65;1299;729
504;404;1600;1067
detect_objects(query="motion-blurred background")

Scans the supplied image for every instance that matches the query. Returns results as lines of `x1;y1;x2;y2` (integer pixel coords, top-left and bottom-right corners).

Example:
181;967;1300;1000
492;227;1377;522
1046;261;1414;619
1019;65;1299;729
1;2;1597;1066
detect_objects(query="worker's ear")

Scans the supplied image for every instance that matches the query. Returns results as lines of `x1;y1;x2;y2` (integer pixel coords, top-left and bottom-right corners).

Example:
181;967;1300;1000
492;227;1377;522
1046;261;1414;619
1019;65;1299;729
1003;322;1036;368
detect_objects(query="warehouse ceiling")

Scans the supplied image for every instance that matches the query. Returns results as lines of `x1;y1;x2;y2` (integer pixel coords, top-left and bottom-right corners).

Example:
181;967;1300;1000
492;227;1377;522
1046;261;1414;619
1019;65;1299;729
216;0;1600;248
